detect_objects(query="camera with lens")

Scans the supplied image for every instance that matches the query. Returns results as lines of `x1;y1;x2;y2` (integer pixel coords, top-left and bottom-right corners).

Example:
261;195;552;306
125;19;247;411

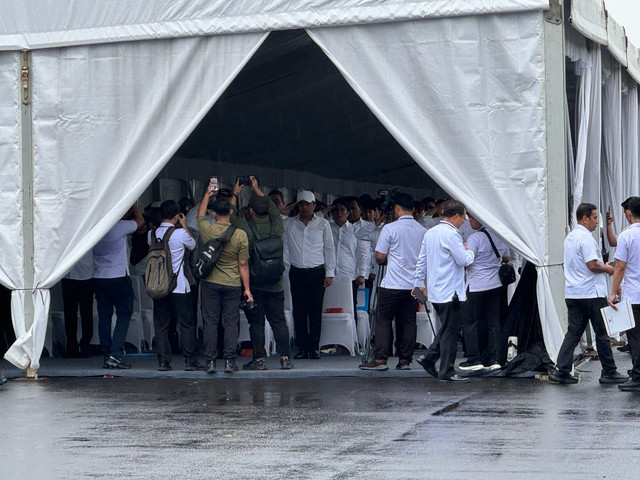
240;299;258;313
378;187;400;214
237;176;252;187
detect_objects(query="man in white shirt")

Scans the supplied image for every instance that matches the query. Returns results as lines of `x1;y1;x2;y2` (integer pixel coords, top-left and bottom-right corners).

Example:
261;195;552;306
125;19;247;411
360;193;426;371
549;203;627;384
148;200;200;372
283;190;336;360
414;200;475;382
458;215;509;372
609;198;640;391
93;205;144;369
62;250;94;357
330;198;369;318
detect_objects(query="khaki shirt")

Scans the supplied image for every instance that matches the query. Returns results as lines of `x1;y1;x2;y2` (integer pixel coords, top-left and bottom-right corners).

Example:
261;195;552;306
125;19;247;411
197;217;249;287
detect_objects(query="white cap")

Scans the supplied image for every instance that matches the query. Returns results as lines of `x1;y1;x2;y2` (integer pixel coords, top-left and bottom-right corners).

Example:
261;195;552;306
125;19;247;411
297;190;316;204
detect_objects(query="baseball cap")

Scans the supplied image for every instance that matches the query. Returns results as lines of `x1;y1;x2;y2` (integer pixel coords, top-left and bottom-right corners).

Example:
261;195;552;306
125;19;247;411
297;190;316;204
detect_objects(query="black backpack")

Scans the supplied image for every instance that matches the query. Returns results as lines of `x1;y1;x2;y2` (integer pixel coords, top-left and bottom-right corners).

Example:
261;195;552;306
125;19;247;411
247;220;284;287
193;225;237;281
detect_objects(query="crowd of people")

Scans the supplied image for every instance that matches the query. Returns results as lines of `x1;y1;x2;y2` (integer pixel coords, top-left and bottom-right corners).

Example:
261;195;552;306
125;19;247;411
2;177;640;392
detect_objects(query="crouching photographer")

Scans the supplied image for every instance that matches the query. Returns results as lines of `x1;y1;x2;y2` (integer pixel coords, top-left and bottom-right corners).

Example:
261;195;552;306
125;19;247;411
230;176;293;370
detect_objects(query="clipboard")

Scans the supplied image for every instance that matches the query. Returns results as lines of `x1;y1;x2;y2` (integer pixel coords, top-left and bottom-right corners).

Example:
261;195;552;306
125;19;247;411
600;301;636;337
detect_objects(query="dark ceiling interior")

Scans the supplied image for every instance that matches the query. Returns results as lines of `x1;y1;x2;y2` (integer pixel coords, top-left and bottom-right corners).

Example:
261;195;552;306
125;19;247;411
176;29;437;190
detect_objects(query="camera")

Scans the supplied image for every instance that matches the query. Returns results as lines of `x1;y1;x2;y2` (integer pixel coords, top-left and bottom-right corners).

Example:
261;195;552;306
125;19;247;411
237;176;252;186
240;299;258;313
378;187;400;213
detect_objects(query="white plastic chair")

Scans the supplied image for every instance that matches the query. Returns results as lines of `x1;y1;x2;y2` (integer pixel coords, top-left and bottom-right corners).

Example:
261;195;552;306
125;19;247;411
416;301;439;348
282;271;295;344
319;276;359;356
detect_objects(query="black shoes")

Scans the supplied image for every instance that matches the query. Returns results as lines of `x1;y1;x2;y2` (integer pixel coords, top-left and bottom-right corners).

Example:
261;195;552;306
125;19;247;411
243;358;267;371
280;357;293;370
308;350;321;360
103;355;131;369
294;351;308;360
549;368;578;384
158;361;172;372
359;359;389;371
396;359;411;370
224;359;239;373
599;370;629;384
185;361;207;371
618;379;640;392
458;360;484;372
205;361;216;375
0;375;7;385
416;355;437;378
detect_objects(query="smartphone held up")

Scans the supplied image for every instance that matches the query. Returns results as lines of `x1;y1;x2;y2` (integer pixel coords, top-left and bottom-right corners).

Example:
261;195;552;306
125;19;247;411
209;176;219;193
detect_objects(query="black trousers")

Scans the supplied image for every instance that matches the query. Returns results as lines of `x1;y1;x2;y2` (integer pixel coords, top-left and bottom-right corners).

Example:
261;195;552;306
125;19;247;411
373;288;417;362
153;292;197;364
627;304;640;382
246;289;291;358
61;278;94;354
555;298;617;374
462;287;502;366
424;300;463;379
201;281;241;361
289;265;326;353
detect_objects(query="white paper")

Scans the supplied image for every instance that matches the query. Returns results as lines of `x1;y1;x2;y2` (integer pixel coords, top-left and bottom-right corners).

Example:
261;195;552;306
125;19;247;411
600;301;636;337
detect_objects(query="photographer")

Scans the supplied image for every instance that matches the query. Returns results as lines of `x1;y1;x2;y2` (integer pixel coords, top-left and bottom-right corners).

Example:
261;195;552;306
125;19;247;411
360;192;426;371
198;181;252;374
147;200;201;371
230;176;292;370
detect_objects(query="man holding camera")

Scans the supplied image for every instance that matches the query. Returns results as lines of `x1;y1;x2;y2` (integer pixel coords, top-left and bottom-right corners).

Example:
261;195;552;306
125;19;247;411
148;200;201;371
198;183;252;374
360;192;426;371
230;176;292;370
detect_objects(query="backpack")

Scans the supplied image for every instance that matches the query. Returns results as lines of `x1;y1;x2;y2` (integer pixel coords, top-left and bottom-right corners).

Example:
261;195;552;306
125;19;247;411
193;225;237;281
144;227;179;299
247;220;285;286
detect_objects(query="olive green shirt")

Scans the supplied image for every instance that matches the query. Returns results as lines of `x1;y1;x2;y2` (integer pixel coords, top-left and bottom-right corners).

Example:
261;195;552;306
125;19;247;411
230;199;284;292
197;218;249;287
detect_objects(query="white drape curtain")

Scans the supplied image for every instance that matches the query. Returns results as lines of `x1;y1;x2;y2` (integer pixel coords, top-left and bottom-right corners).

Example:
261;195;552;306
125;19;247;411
0;52;22;290
4;32;268;369
601;52;623;236
307;11;565;360
622;79;639;203
570;42;602;223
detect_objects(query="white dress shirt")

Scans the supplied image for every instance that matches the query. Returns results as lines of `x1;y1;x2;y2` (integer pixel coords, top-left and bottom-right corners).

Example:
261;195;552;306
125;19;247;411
614;223;640;303
413;220;475;303
65;250;94;281
94;220;138;279
564;224;608;299
466;227;509;293
351;218;375;277
376;215;426;290
283;215;336;277
148;222;196;294
329;221;369;280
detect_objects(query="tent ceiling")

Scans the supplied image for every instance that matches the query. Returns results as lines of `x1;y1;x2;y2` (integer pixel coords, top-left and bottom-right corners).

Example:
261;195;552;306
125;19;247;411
176;30;440;192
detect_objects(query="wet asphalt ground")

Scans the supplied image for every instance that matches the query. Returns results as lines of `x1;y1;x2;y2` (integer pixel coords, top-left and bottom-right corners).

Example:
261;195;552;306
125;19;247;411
0;351;638;480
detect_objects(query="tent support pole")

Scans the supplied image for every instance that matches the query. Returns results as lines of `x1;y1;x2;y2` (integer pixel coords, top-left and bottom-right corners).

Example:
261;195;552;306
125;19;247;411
20;51;37;377
543;6;568;331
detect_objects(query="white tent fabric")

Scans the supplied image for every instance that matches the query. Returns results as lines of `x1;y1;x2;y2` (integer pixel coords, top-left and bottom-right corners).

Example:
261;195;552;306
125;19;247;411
4;32;268;369
0;52;22;290
570;0;607;45
307;11;565;360
0;0;550;51
568;38;602;222
622;80;639;202
601;52;623;235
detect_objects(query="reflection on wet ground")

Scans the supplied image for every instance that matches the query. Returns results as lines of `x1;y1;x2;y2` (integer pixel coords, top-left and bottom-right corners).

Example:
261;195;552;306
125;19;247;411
1;354;638;480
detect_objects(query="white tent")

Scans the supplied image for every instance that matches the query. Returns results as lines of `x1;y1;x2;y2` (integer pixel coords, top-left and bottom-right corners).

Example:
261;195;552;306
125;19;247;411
0;0;638;372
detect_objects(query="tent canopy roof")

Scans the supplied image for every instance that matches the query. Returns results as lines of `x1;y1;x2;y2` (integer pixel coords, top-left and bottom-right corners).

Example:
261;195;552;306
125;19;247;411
176;29;439;192
0;0;549;51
